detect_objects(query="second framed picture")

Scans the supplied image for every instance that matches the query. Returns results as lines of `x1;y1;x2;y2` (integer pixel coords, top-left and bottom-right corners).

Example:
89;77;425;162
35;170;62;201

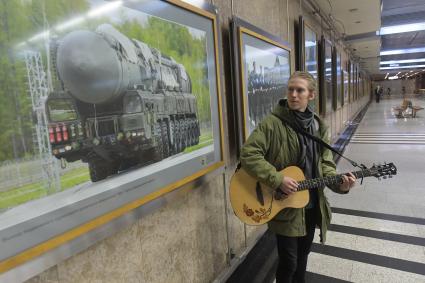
231;17;291;147
319;36;333;115
298;16;319;112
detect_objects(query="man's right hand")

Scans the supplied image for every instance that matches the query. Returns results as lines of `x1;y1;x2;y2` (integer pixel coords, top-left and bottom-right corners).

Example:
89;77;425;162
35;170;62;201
278;176;299;196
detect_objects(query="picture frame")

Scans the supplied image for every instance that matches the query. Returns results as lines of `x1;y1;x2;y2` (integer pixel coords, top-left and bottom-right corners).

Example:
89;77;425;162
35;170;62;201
319;36;333;115
351;62;357;102
299;17;319;112
231;17;291;146
0;0;225;273
335;51;342;109
355;64;359;100
347;60;352;103
342;69;349;106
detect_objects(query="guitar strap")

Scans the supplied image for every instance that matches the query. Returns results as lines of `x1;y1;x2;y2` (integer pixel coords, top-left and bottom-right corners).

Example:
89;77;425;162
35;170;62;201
273;113;362;168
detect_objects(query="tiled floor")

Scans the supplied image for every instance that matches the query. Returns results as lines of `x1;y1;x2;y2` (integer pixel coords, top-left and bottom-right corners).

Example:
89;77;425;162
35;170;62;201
308;94;425;282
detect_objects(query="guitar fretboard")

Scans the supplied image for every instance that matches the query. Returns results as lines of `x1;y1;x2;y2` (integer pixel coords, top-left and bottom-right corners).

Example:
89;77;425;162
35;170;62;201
298;170;372;190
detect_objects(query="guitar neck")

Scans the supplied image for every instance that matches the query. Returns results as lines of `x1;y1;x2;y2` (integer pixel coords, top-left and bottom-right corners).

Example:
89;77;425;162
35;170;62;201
298;170;371;190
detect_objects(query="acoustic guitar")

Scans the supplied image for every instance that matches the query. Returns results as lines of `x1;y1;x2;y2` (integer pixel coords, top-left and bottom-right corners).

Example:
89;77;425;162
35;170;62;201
229;163;397;225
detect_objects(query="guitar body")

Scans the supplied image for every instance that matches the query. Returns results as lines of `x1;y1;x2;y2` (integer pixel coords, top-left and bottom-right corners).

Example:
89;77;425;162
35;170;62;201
229;166;309;225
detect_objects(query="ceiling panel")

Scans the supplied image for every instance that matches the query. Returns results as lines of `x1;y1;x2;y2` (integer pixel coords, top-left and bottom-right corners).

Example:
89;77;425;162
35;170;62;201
349;38;381;57
382;11;425;26
312;0;425;76
382;31;425;49
382;0;425;16
315;0;381;35
381;52;425;61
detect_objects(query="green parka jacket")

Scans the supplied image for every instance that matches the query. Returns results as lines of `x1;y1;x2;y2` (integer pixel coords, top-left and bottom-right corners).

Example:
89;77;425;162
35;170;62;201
240;99;348;243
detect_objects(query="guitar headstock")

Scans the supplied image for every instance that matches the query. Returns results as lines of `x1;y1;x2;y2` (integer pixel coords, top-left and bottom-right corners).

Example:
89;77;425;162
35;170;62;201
369;162;397;179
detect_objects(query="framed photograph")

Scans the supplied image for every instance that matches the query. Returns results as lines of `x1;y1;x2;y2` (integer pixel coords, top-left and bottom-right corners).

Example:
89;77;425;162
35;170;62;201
335;52;342;109
231;17;291;145
0;0;224;272
342;70;349;106
354;64;359;100
351;62;356;101
319;36;333;115
347;61;352;103
302;18;319;112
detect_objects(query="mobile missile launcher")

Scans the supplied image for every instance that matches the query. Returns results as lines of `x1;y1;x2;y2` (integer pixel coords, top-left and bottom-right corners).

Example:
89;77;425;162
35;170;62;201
46;24;200;182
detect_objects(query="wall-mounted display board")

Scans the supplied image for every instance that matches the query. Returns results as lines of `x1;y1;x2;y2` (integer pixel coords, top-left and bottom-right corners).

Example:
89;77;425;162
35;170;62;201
0;0;224;275
298;16;319;112
353;65;357;101
335;51;342;109
231;17;291;146
342;70;349;106
355;64;359;100
319;36;333;115
347;61;351;103
351;62;356;102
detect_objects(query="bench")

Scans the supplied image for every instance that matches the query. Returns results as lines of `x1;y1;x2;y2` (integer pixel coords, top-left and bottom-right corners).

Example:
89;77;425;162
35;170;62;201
392;99;424;118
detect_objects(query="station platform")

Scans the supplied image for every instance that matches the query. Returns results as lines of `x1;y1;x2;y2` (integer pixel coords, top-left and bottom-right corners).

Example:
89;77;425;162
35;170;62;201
227;93;425;283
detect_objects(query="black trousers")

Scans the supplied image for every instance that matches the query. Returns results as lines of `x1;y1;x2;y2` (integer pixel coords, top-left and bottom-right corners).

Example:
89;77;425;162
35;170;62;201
275;208;318;283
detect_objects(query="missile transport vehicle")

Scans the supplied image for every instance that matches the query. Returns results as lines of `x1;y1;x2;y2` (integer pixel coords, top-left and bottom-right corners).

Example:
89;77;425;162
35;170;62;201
46;24;200;182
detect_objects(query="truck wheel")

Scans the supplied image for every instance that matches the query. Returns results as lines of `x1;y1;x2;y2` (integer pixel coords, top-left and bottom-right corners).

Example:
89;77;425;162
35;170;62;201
194;122;200;145
176;119;182;153
154;135;164;161
187;120;193;146
180;119;187;151
89;159;111;182
169;120;176;155
161;120;170;158
190;120;195;146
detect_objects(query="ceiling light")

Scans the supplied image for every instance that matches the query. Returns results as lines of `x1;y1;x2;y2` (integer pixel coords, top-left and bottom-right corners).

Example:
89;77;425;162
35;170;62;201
380;58;425;65
378;22;425;35
380;47;425;55
380;64;425;70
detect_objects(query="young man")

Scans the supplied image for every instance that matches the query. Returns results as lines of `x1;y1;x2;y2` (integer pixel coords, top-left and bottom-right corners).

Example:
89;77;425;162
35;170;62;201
240;71;356;283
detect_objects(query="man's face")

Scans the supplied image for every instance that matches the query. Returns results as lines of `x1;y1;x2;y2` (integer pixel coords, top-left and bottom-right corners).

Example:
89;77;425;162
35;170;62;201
286;78;315;112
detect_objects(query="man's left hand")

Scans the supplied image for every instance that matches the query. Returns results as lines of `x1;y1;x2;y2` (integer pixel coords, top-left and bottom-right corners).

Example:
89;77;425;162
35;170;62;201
339;172;356;192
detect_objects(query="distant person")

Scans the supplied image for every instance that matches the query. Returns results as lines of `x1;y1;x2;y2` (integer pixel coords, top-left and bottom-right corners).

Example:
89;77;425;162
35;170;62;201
402;86;406;98
375;86;381;103
387;87;391;97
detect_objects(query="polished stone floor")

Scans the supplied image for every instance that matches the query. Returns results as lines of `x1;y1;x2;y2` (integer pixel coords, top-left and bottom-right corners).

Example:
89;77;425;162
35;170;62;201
308;94;425;282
